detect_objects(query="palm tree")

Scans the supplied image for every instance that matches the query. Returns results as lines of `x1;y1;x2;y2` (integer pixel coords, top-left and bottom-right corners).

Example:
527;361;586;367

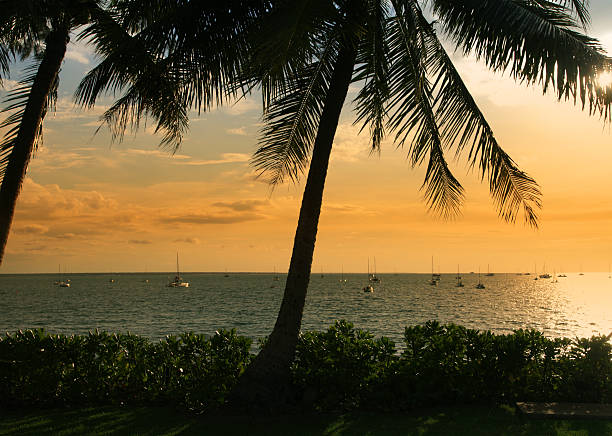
0;0;113;265
67;0;611;409
227;0;611;408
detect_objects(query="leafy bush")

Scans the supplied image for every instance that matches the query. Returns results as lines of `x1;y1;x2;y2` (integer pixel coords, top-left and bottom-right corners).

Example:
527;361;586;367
2;322;612;412
292;320;396;410
0;329;252;410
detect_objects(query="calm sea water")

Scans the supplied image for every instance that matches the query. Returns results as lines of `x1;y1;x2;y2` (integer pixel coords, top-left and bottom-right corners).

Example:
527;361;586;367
1;272;612;345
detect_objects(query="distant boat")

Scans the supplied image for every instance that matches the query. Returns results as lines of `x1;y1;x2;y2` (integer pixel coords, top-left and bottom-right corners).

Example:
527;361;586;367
273;266;280;281
484;264;494;276
363;259;374;292
55;264;70;288
368;257;380;283
476;267;485;289
340;266;347;283
539;262;551;279
455;265;464;287
168;253;189;288
428;256;437;286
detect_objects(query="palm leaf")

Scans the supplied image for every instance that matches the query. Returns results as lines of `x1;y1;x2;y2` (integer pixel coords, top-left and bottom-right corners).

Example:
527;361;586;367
352;0;391;151
0;59;57;182
386;1;464;218
432;0;611;120
251;34;339;185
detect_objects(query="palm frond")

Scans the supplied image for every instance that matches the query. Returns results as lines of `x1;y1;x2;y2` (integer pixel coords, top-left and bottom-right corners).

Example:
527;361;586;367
76;1;272;150
432;0;611;121
352;0;391;151
251;35;339;185
0;59;57;182
408;2;542;226
386;1;464;218
553;0;591;28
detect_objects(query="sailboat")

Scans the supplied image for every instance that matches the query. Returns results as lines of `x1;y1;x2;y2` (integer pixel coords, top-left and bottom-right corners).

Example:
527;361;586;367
476;267;485;289
428;256;437;286
455;265;464;287
539;262;551;279
369;257;380;282
339;265;347;283
485;264;494;276
168;253;189;287
55;264;70;287
533;262;539;280
273;266;280;281
363;259;374;292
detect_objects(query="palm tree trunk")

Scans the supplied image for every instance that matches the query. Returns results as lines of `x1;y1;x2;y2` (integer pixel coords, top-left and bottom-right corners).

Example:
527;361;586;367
229;43;357;410
0;29;69;265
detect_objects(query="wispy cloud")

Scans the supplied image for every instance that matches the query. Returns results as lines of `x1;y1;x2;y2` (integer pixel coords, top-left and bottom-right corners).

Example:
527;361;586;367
160;212;263;225
14;224;48;235
226;127;248;136
212;199;269;212
65;49;90;65
173;237;200;244
124;148;191;160
128;239;153;245
175;153;250;166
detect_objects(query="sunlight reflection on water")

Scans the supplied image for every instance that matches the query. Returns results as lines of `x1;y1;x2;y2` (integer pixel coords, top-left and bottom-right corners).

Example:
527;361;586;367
1;272;611;345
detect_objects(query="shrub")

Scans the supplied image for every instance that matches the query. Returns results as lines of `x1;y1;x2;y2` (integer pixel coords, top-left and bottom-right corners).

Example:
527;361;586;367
0;329;252;411
2;322;612;412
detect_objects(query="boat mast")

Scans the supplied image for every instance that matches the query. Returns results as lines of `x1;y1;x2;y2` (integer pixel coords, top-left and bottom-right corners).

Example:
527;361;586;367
176;252;180;277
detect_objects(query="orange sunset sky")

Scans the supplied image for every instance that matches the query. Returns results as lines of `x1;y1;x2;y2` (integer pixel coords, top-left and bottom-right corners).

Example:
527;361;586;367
2;2;612;274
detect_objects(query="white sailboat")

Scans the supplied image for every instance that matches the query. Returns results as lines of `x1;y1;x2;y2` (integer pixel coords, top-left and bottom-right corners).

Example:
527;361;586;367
55;264;70;288
369;257;380;282
428;256;437;286
168;253;189;287
340;265;347;283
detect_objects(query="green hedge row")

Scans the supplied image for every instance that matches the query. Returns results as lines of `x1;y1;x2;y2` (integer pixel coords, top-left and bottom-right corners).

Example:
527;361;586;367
2;321;612;411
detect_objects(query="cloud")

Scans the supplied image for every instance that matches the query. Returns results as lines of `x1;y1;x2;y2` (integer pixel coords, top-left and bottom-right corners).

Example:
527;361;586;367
160;212;263;224
1;79;19;91
14;224;48;235
128;239;153;245
173;237;200;244
15;178;118;220
330;123;373;163
212;199;269;211
65;49;90;65
124;148;191;160
175;153;250;166
53;233;77;240
220;98;260;116
226;127;248;136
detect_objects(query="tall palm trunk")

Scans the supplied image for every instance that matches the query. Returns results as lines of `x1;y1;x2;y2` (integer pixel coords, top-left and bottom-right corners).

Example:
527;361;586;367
229;43;357;410
0;28;69;265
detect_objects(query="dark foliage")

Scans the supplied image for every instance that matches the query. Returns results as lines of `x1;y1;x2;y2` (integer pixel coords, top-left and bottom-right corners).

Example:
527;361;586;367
2;321;612;412
0;328;252;411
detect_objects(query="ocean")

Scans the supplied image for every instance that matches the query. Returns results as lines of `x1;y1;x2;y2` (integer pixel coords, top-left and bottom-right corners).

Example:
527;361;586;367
1;272;611;345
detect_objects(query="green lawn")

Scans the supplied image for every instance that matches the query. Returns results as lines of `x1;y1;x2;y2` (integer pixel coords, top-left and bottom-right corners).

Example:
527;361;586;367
1;404;612;435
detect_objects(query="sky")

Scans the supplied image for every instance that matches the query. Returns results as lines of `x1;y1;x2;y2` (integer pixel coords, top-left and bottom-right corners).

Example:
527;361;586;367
2;2;612;274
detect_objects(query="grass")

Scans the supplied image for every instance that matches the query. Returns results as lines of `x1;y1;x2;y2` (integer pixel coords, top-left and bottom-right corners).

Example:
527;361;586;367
2;404;612;435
